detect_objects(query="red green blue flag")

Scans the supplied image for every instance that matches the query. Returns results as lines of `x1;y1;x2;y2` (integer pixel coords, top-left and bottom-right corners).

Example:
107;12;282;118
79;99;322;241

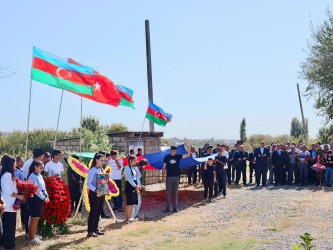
145;101;172;127
115;85;135;109
31;47;95;95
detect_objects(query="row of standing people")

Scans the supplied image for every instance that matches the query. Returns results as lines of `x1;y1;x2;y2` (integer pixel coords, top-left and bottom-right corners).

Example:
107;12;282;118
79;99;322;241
188;141;333;189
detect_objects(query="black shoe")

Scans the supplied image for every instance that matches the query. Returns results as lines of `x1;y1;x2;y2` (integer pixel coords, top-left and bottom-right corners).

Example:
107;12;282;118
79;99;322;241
163;209;170;213
118;209;123;213
299;183;304;186
173;208;179;213
113;207;118;211
262;184;266;187
87;233;98;237
95;231;105;236
101;214;111;219
274;183;279;186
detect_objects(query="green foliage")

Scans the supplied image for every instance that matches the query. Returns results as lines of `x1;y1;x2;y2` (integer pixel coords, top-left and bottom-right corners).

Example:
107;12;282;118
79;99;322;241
240;118;247;142
81;128;111;152
299;8;333;123
293;233;316;250
161;138;172;146
247;134;308;147
37;219;71;238
104;123;128;134
290;117;308;138
82;116;101;133
318;123;333;143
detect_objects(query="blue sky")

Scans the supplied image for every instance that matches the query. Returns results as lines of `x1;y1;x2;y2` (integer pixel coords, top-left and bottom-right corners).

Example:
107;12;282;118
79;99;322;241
0;0;331;140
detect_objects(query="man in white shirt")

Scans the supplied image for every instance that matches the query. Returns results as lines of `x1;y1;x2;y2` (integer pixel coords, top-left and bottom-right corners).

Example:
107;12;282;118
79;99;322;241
23;148;45;180
44;149;64;177
107;150;124;212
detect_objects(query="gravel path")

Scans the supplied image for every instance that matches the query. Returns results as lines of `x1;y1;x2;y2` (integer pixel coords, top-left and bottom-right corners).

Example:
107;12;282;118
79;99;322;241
175;184;333;249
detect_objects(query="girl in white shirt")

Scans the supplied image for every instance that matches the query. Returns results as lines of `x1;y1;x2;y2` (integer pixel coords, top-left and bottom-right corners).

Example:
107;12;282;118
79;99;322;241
0;155;25;249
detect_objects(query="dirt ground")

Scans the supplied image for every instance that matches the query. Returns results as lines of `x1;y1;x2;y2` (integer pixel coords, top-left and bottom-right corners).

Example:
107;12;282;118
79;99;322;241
14;182;333;249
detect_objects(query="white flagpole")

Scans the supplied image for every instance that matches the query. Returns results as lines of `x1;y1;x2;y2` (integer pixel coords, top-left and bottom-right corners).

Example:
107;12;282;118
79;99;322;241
25;47;34;161
53;90;64;149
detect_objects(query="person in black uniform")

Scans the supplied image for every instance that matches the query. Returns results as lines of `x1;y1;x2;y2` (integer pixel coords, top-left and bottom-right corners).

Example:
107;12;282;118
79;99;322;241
254;141;270;186
214;147;227;197
65;155;84;215
234;145;248;186
203;158;216;203
201;146;212;183
248;146;256;184
229;143;239;182
272;144;287;186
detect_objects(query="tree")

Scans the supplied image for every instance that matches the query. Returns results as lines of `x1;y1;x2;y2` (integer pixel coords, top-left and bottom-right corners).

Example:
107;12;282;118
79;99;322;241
81;116;101;133
290;117;309;138
104;123;128;134
240;118;247;142
299;8;333;123
318;124;333;144
161;138;172;146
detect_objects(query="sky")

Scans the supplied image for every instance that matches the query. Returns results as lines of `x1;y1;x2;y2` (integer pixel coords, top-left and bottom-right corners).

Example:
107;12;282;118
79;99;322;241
0;0;332;140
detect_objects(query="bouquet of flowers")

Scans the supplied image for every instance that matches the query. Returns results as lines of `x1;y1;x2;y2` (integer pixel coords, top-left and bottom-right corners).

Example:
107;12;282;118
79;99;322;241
14;179;39;210
311;156;326;172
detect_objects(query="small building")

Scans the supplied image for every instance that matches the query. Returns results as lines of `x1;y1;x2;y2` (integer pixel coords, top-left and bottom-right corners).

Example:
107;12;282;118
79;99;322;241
107;131;163;155
52;138;82;153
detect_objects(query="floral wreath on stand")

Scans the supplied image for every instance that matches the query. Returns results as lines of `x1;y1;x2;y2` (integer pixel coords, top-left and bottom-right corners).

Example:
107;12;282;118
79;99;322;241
68;156;119;212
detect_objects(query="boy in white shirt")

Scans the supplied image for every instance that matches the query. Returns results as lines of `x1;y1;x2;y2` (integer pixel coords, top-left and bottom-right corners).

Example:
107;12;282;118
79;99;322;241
44;149;64;177
107;150;123;212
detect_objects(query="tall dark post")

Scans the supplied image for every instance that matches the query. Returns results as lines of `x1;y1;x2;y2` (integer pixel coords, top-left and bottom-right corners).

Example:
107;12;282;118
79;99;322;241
145;20;154;132
297;83;309;146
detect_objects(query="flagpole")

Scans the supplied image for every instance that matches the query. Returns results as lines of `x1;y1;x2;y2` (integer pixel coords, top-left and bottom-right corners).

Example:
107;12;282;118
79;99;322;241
53;90;64;149
138;116;146;143
25;47;34;161
80;97;83;161
297;83;309;146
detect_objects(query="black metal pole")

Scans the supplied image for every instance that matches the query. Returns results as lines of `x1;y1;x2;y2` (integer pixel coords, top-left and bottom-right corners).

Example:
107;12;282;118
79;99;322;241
145;20;154;132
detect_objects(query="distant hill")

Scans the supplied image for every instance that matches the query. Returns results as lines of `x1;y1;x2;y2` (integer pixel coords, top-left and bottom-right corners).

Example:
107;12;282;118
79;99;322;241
0;132;11;137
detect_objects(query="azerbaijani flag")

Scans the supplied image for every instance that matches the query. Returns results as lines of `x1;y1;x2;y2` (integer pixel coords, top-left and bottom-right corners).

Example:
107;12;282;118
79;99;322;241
31;47;95;95
115;85;135;109
145;101;172;127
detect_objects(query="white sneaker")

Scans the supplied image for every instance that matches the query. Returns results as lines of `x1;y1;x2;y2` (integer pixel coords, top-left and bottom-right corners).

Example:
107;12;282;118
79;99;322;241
29;238;42;245
35;234;42;240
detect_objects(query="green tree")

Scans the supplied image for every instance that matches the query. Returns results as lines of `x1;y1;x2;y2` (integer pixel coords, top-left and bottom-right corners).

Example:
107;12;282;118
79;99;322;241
290;117;309;138
82;116;101;133
104;123;128;134
299;8;333;123
240;118;247;142
318;124;333;143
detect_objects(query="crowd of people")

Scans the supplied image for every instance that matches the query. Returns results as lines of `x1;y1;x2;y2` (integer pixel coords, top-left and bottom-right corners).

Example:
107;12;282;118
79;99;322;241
1;141;332;247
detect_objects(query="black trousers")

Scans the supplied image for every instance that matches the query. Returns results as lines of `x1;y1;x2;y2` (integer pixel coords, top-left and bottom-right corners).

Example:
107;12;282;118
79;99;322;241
308;162;316;184
0;212;17;249
275;165;286;185
88;191;105;233
288;163;299;184
215;170;226;196
255;162;267;185
236;164;246;184
232;165;236;180
249;164;255;183
227;163;232;184
187;165;197;184
20;202;28;233
204;179;214;199
69;186;82;214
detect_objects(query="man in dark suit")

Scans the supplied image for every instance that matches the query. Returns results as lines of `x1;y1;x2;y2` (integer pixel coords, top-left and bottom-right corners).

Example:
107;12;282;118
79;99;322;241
254;141;270;186
248;146;256;184
234;145;248;185
272;143;287;185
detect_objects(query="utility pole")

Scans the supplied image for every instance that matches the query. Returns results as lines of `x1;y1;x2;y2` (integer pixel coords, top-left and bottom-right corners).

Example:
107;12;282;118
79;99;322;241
297;83;309;146
145;20;154;132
